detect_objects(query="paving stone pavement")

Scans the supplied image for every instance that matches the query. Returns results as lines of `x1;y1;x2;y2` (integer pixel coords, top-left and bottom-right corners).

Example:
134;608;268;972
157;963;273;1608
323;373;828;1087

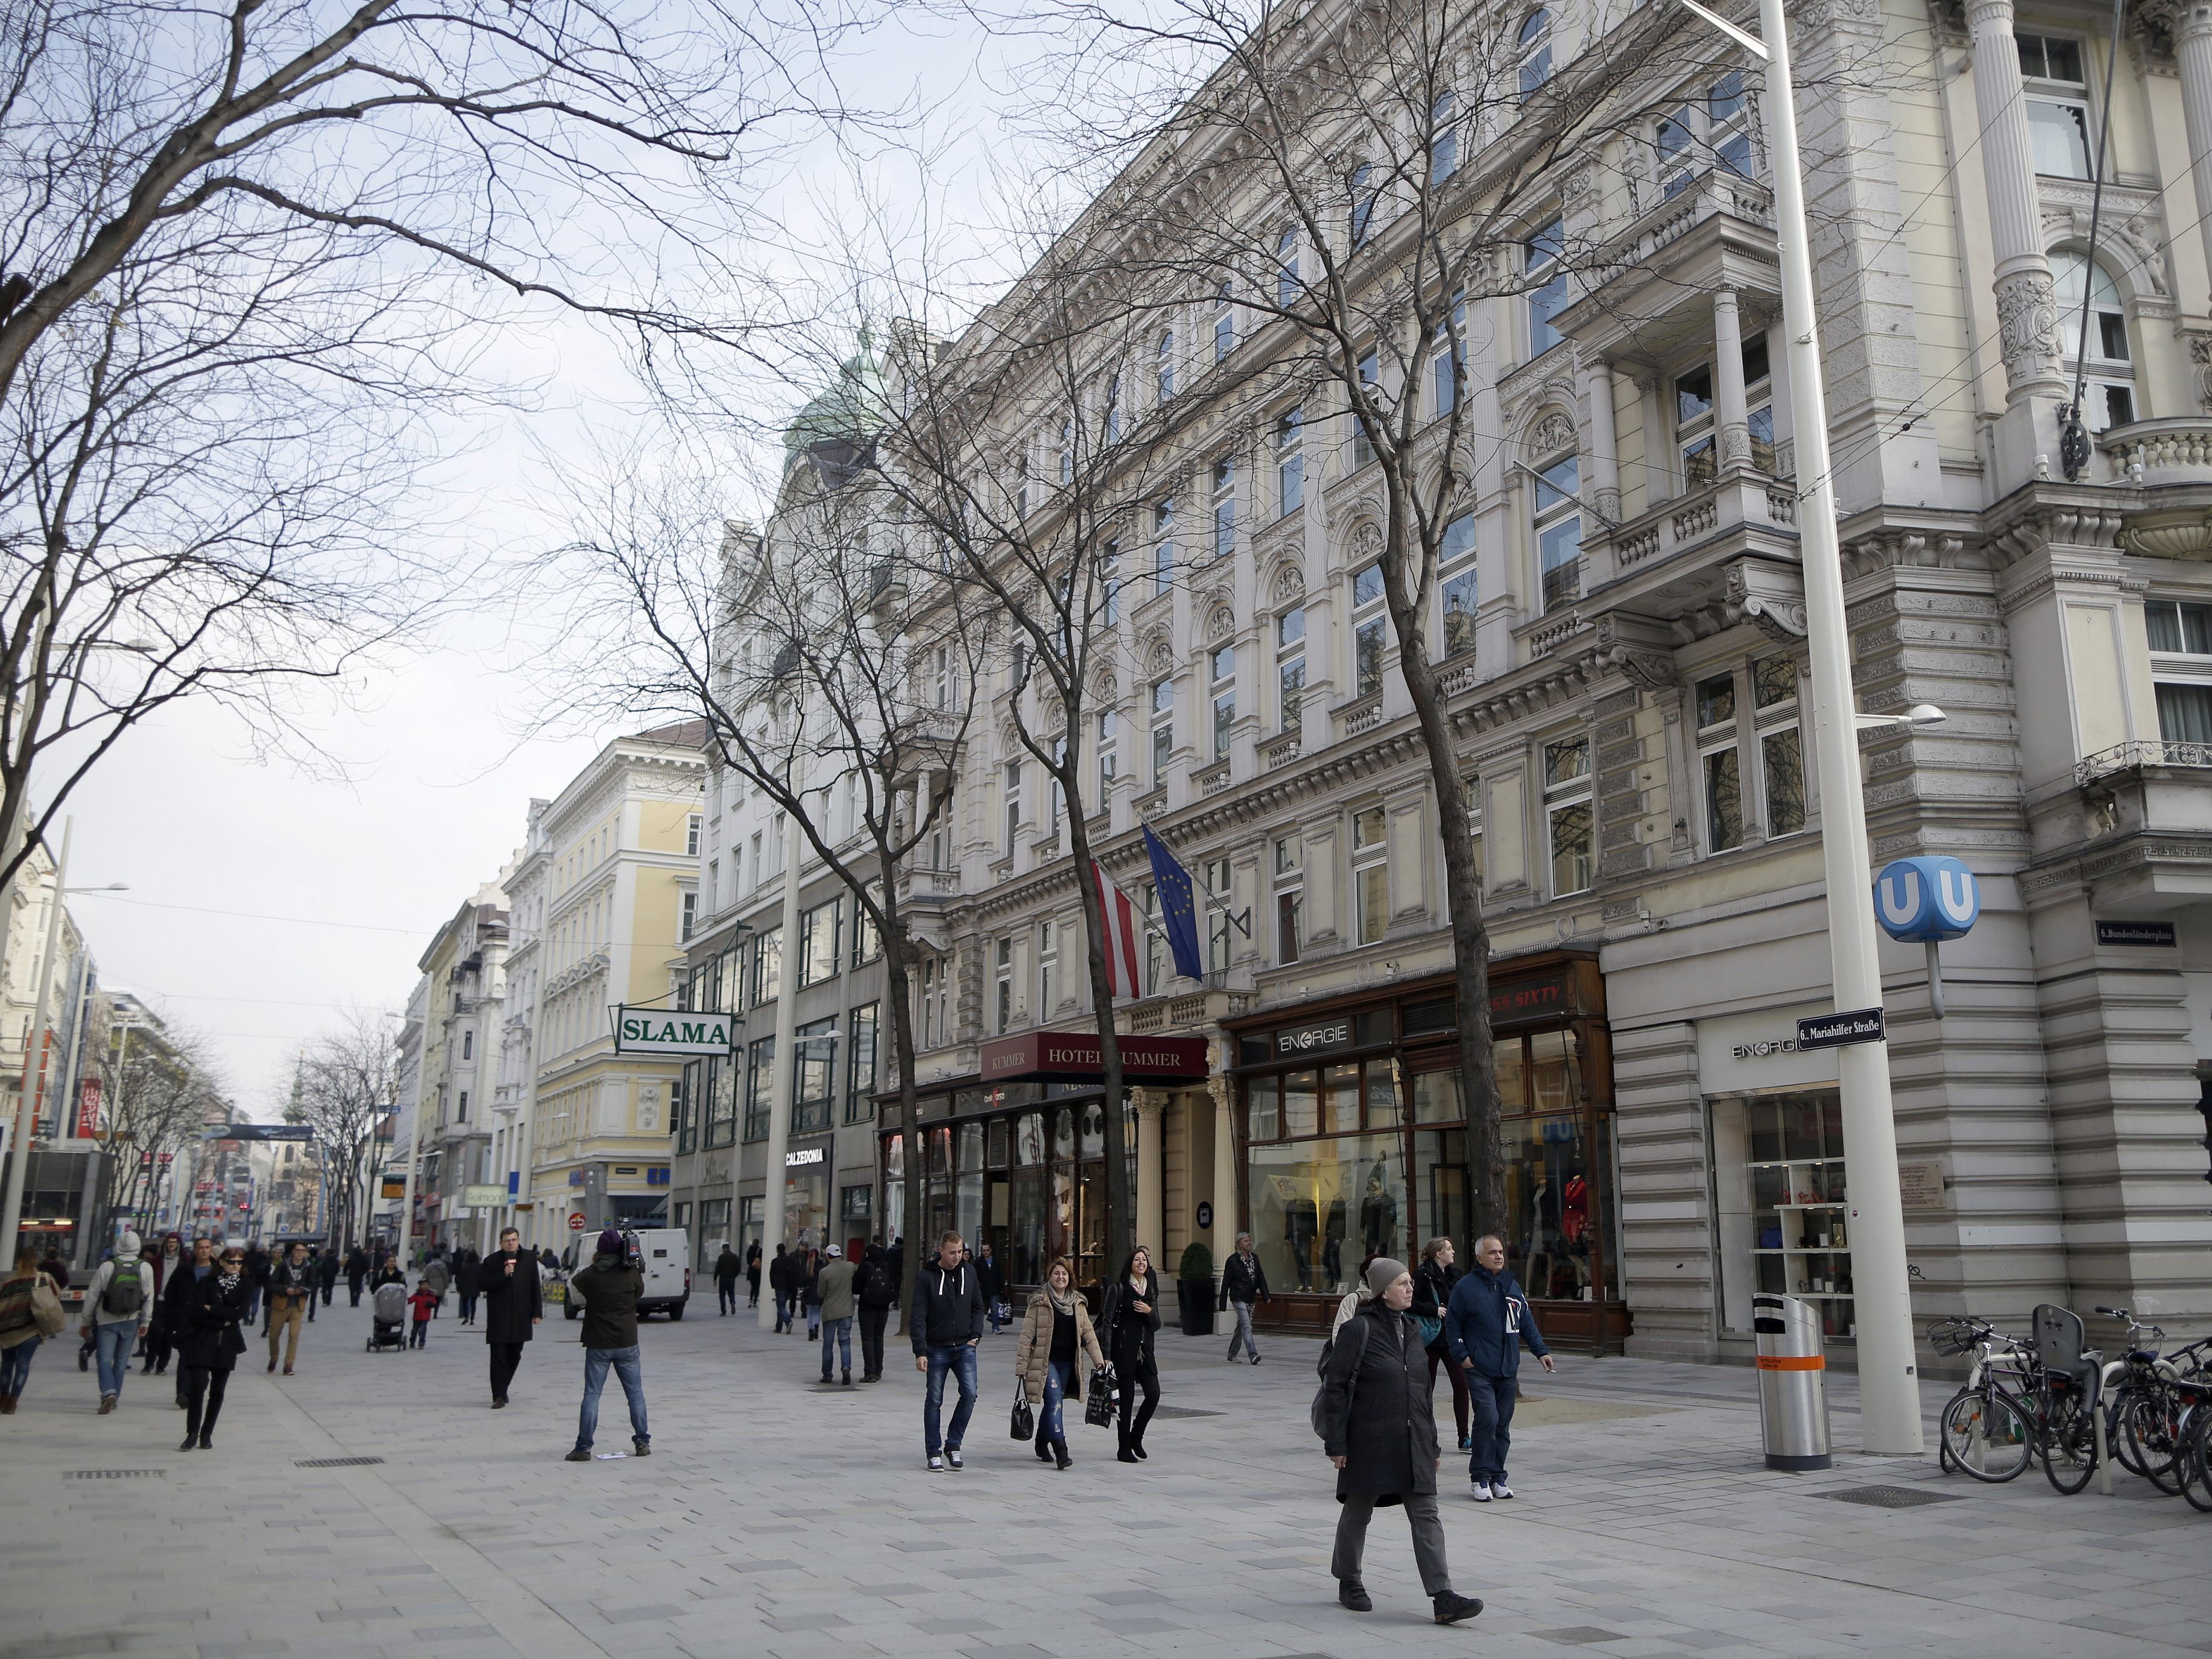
1;1294;2207;1659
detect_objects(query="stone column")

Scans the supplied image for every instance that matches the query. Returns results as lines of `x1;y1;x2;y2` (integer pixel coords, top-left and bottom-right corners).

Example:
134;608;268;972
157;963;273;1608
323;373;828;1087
1210;1073;1237;1272
1712;288;1752;468
2175;1;2212;314
1134;1091;1164;1262
1966;0;2064;403
1582;356;1622;523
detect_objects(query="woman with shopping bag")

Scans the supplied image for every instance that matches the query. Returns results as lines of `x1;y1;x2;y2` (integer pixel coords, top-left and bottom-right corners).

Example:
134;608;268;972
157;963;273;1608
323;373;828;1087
1099;1246;1163;1464
0;1245;68;1412
1014;1256;1105;1471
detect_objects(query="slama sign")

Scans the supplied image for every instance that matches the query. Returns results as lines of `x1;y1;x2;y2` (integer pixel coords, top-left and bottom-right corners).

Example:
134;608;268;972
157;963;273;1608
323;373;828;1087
611;1008;736;1056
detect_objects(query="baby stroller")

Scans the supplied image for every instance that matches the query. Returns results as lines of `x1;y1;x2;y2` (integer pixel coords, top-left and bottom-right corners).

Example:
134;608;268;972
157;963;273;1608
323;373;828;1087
367;1280;408;1351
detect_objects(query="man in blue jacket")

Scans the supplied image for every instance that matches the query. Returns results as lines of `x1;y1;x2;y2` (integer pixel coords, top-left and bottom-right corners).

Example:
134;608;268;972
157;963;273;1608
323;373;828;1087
1444;1234;1553;1502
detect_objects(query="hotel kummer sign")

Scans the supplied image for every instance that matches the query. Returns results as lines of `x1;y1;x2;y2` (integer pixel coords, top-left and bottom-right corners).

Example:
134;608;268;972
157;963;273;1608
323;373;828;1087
979;1031;1212;1085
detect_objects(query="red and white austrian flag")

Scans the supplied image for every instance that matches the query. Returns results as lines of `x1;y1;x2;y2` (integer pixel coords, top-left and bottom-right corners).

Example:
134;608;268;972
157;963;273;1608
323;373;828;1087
1092;861;1144;999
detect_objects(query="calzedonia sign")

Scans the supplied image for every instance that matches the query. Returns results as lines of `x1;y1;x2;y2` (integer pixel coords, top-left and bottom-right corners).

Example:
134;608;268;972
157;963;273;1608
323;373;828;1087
979;1031;1212;1085
612;1007;737;1056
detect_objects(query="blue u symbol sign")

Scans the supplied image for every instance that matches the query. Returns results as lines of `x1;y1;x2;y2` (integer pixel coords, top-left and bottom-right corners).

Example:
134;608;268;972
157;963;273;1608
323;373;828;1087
1874;856;1979;943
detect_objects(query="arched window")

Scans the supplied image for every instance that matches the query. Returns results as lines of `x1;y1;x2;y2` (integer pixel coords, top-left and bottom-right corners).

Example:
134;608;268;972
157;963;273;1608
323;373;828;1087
2054;253;2135;431
1531;434;1582;611
1517;9;1553;100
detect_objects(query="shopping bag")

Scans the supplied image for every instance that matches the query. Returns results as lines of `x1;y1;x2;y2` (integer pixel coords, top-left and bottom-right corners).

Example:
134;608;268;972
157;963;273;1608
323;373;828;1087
30;1275;66;1337
1084;1365;1117;1428
1010;1380;1035;1441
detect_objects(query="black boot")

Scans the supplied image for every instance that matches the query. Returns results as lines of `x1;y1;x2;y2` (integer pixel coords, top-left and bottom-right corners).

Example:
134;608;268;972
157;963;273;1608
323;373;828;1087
1035;1419;1053;1462
1052;1439;1072;1470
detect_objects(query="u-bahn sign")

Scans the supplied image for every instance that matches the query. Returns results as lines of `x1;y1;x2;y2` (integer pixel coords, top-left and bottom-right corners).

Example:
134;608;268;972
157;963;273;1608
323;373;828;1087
611;1008;736;1056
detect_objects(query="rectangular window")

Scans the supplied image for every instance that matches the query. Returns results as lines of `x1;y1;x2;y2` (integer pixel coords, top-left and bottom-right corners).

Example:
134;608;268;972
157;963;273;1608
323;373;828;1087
1430;89;1459;182
1351;349;1379;470
1212;455;1237;561
1153;498;1175;597
1755;659;1806;837
680;890;698;943
1534;454;1582;611
1698;670;1743;854
1157;330;1175;402
677;1061;699;1154
744;1035;776;1142
686;814;702;856
1003;761;1022;858
1210;643;1236;759
1277;607;1306;732
2156;682;2212;744
1349;161;1376;248
1527;219;1567;358
1276;223;1300;309
1744;334;1777;474
756;923;782;1003
2018;33;2091;178
1099;542;1120;627
1353;804;1389;944
461;1030;473;1060
1433;295;1466;416
1098;709;1119;797
794;1016;837;1134
1204;856;1233;973
2146;600;2212;654
1439;511;1477;656
1272;832;1303;965
852;892;881;967
1544;736;1593;895
994;937;1014;1034
1213;279;1236;362
800;897;841;987
1038;919;1058;1017
845;1002;878;1122
1676;362;1717;488
1143;882;1167;991
1464;771;1485;891
1276;406;1304;515
1151;677;1174;783
1352;561;1386;698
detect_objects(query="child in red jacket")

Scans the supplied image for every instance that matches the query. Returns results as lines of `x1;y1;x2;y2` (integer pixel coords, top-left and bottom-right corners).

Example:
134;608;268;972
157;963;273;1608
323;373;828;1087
407;1281;437;1349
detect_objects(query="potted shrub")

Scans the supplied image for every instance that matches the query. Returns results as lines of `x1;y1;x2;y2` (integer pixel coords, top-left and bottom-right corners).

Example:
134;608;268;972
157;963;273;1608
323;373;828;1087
1177;1241;1216;1337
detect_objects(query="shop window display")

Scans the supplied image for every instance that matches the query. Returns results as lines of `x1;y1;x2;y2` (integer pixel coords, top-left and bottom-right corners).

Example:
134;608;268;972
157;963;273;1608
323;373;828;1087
1714;1090;1853;1338
1250;1133;1408;1294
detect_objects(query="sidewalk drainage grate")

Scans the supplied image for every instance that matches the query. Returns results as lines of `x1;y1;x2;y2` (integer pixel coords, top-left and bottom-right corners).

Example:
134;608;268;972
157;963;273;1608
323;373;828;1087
295;1456;387;1468
1816;1484;1965;1509
1149;1406;1225;1420
63;1469;166;1479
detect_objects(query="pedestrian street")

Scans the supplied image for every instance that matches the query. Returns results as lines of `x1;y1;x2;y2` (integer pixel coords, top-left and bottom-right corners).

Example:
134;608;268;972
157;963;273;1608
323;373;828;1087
2;1295;2207;1659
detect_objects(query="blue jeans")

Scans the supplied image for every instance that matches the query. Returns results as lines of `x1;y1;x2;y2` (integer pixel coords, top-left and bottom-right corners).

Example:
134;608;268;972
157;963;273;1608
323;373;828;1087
718;1280;738;1314
1041;1359;1073;1440
921;1342;978;1455
1466;1371;1517;1483
820;1316;852;1377
775;1291;794;1332
1226;1301;1259;1360
94;1321;136;1398
576;1344;649;1452
0;1336;37;1395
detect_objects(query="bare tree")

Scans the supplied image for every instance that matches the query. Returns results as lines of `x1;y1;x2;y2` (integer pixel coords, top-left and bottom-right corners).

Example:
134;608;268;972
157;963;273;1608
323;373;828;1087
0;0;871;893
546;381;985;1324
94;1016;224;1232
288;1011;398;1253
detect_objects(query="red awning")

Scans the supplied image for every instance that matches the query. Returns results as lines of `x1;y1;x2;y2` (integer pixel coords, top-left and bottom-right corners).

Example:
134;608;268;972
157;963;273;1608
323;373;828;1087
978;1031;1212;1086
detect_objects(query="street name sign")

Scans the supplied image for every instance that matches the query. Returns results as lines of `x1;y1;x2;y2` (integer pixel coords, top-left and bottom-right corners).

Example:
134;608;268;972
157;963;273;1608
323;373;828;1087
1796;1008;1886;1050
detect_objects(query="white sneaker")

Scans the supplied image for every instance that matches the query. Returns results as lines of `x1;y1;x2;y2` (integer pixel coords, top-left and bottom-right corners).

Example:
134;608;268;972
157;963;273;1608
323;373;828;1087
1470;1480;1493;1503
1491;1481;1515;1500
927;1454;944;1471
946;1449;964;1470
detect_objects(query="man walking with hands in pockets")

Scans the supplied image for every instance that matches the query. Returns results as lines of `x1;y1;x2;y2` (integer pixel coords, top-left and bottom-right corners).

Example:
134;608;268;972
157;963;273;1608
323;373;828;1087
1444;1234;1553;1503
911;1231;985;1471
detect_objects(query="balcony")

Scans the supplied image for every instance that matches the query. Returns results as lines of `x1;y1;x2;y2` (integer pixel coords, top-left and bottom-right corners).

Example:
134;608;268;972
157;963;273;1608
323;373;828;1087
1584;465;1798;590
2067;739;2212;905
894;864;962;928
888;707;966;786
1550;165;1781;360
2099;419;2212;560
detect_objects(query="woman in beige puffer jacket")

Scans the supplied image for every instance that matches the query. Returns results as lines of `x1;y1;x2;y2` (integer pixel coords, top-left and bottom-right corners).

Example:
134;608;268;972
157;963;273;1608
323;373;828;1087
1014;1256;1105;1470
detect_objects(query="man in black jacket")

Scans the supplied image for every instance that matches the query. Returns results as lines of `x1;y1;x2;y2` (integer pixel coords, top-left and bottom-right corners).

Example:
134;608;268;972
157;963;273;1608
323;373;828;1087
479;1227;543;1408
344;1245;370;1306
768;1243;794;1333
564;1228;649;1462
910;1231;985;1471
853;1242;897;1382
1221;1233;1269;1365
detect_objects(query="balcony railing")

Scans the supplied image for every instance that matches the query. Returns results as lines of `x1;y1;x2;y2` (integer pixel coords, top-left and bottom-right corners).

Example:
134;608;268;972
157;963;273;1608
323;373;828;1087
1585;466;1797;585
2100;417;2212;485
2076;738;2212;786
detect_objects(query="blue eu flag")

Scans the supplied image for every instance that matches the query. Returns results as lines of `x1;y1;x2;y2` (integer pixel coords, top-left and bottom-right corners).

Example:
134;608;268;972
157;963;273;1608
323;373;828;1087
1142;824;1206;981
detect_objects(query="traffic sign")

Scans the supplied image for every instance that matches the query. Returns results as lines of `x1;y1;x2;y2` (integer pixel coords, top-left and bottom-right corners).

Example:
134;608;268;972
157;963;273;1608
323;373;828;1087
1873;856;1979;943
568;1212;586;1231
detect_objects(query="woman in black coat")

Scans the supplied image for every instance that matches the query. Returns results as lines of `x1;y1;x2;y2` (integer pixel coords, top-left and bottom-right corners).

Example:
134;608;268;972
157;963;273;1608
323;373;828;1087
178;1245;251;1452
1411;1237;1471;1452
455;1250;482;1325
1315;1257;1482;1626
1099;1246;1163;1464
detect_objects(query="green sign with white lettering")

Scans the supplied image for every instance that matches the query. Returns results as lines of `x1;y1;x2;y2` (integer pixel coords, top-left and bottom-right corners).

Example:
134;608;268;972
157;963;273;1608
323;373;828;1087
611;1006;737;1056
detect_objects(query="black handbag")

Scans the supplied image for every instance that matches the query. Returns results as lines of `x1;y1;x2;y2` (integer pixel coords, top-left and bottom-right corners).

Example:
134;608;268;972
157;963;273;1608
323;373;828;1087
1010;1380;1035;1441
1084;1364;1117;1428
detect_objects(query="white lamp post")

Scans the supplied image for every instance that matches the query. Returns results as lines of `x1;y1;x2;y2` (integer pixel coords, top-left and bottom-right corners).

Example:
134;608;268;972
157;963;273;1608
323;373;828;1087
1679;0;1926;1453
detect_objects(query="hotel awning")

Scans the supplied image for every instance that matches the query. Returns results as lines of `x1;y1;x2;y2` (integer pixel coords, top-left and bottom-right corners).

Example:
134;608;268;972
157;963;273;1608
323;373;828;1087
978;1031;1212;1086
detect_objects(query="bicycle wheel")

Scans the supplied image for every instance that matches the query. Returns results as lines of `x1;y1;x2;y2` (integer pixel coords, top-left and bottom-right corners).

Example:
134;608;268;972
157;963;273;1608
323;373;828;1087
2178;1405;2212;1514
2041;1386;2099;1494
2118;1391;2184;1494
1940;1387;2032;1482
2106;1389;2148;1477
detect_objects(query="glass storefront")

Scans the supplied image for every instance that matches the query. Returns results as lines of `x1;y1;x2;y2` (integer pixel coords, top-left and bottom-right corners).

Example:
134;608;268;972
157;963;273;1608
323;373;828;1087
1713;1089;1854;1339
783;1142;830;1250
1228;955;1625;1350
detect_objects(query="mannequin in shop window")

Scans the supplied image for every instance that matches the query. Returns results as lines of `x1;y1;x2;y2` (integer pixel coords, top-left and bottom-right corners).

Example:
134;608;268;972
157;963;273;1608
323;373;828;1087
1359;1163;1397;1260
1323;1196;1347;1289
1286;1189;1320;1291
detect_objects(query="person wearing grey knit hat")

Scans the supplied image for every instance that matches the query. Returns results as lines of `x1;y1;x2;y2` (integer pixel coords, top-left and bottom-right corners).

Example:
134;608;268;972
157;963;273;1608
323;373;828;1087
1314;1256;1483;1626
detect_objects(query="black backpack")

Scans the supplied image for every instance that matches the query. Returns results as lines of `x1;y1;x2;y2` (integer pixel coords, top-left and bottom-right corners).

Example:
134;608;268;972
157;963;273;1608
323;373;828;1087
1309;1309;1371;1439
101;1260;145;1318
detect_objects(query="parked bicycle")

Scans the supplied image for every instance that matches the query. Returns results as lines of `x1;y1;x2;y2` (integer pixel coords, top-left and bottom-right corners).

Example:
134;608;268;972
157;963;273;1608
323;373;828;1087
1933;1315;2038;1484
2091;1307;2212;1496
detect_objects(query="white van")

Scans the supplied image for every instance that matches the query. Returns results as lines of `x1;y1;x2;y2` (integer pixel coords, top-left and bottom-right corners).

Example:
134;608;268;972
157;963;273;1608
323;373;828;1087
562;1227;691;1321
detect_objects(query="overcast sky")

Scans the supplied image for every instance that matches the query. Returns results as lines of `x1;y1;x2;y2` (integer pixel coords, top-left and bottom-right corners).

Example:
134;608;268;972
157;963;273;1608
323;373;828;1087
46;5;1073;1116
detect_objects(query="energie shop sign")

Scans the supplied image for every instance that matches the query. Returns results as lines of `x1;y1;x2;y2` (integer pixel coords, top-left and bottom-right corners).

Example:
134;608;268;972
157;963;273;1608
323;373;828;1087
611;1007;737;1057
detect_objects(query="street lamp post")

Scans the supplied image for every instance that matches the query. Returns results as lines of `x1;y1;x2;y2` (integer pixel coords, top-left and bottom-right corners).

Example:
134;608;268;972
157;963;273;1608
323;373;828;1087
1678;0;1924;1453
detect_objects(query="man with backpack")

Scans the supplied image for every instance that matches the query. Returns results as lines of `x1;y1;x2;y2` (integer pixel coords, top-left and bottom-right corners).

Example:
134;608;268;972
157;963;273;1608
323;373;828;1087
853;1241;896;1382
85;1231;153;1414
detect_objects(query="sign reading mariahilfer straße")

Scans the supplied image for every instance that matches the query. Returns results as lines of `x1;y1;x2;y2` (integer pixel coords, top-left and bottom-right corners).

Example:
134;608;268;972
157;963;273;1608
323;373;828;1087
611;1006;737;1057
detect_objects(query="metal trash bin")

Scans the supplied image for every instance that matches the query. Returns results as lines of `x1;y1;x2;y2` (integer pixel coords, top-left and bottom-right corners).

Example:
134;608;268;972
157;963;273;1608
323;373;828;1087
1754;1293;1833;1471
